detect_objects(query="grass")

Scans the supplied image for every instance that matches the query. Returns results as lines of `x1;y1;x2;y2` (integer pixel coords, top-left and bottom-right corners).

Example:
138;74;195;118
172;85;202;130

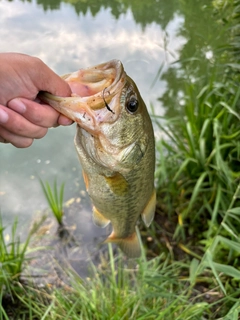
39;248;211;320
0;216;27;285
152;38;240;312
0;229;225;319
39;179;65;226
0;231;239;319
0;215;46;319
155;77;240;237
151;2;240;314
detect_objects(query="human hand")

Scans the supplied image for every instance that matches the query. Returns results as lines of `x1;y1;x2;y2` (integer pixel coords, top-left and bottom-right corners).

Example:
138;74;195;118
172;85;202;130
0;53;73;148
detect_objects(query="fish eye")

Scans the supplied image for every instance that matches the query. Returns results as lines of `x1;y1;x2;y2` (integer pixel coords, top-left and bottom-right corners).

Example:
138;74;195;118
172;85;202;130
126;98;139;114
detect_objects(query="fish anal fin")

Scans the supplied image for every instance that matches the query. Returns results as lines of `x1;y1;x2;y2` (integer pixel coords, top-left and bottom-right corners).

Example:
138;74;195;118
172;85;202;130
141;189;156;227
104;230;141;258
92;206;110;228
104;173;128;196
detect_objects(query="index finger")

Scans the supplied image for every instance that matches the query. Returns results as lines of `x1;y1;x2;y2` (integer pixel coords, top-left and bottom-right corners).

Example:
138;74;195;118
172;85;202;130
8;98;73;128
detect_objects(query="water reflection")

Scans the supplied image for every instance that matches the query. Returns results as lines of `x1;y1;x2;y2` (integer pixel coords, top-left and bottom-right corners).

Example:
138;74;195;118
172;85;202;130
158;1;229;118
23;0;177;28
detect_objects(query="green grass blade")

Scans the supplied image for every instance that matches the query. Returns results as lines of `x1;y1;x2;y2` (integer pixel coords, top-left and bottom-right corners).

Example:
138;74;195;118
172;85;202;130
187;172;207;214
39;178;65;225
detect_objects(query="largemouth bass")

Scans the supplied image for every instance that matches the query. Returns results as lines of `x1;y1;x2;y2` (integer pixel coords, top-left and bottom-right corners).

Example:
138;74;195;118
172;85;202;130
39;60;156;258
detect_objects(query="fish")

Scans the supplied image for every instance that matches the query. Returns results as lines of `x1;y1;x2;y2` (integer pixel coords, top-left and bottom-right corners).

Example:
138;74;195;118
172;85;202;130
39;59;156;258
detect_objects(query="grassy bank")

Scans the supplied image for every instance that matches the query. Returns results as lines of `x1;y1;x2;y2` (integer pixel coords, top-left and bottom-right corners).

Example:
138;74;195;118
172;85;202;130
1;218;237;320
1;1;240;319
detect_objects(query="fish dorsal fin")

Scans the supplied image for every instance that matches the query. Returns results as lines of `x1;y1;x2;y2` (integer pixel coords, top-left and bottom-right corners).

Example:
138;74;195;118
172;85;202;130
104;229;141;258
104;172;129;196
141;190;156;227
92;206;110;228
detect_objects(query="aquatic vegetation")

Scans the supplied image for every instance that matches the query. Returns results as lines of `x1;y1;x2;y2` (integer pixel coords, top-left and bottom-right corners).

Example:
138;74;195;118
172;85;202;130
39;179;65;226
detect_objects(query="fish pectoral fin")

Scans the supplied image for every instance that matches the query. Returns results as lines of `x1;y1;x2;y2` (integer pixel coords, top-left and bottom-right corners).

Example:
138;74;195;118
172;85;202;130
141;190;156;227
92;206;110;228
82;170;89;191
104;230;141;258
104;172;129;196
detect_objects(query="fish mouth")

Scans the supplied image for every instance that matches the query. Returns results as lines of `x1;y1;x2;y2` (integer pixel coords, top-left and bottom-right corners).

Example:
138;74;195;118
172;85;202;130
39;60;126;133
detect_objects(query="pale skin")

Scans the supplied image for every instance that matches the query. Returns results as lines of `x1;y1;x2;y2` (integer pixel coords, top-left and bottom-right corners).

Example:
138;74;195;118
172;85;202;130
0;52;73;148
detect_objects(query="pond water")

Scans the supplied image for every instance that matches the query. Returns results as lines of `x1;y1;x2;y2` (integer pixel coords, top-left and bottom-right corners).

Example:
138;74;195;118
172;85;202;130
0;0;227;271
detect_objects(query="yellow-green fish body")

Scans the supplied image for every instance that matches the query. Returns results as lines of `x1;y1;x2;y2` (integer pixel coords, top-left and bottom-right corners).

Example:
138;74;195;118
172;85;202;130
39;60;156;258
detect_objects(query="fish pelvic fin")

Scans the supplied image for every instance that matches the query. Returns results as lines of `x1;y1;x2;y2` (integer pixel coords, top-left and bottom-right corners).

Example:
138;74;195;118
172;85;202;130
141;189;156;227
104;230;141;258
92;206;110;228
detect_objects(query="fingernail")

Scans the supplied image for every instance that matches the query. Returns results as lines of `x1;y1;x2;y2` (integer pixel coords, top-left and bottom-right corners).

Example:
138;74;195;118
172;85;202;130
8;99;26;114
0;109;9;123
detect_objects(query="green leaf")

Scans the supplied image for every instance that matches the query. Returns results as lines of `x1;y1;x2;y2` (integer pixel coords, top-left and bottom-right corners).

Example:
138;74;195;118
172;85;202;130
189;258;199;286
205;251;226;295
227;63;240;70
227;207;240;215
213;262;240;279
220;101;240;120
187;172;207;214
217;236;240;252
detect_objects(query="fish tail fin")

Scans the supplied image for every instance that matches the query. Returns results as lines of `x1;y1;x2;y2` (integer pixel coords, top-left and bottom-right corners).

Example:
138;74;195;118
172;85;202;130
104;230;141;258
